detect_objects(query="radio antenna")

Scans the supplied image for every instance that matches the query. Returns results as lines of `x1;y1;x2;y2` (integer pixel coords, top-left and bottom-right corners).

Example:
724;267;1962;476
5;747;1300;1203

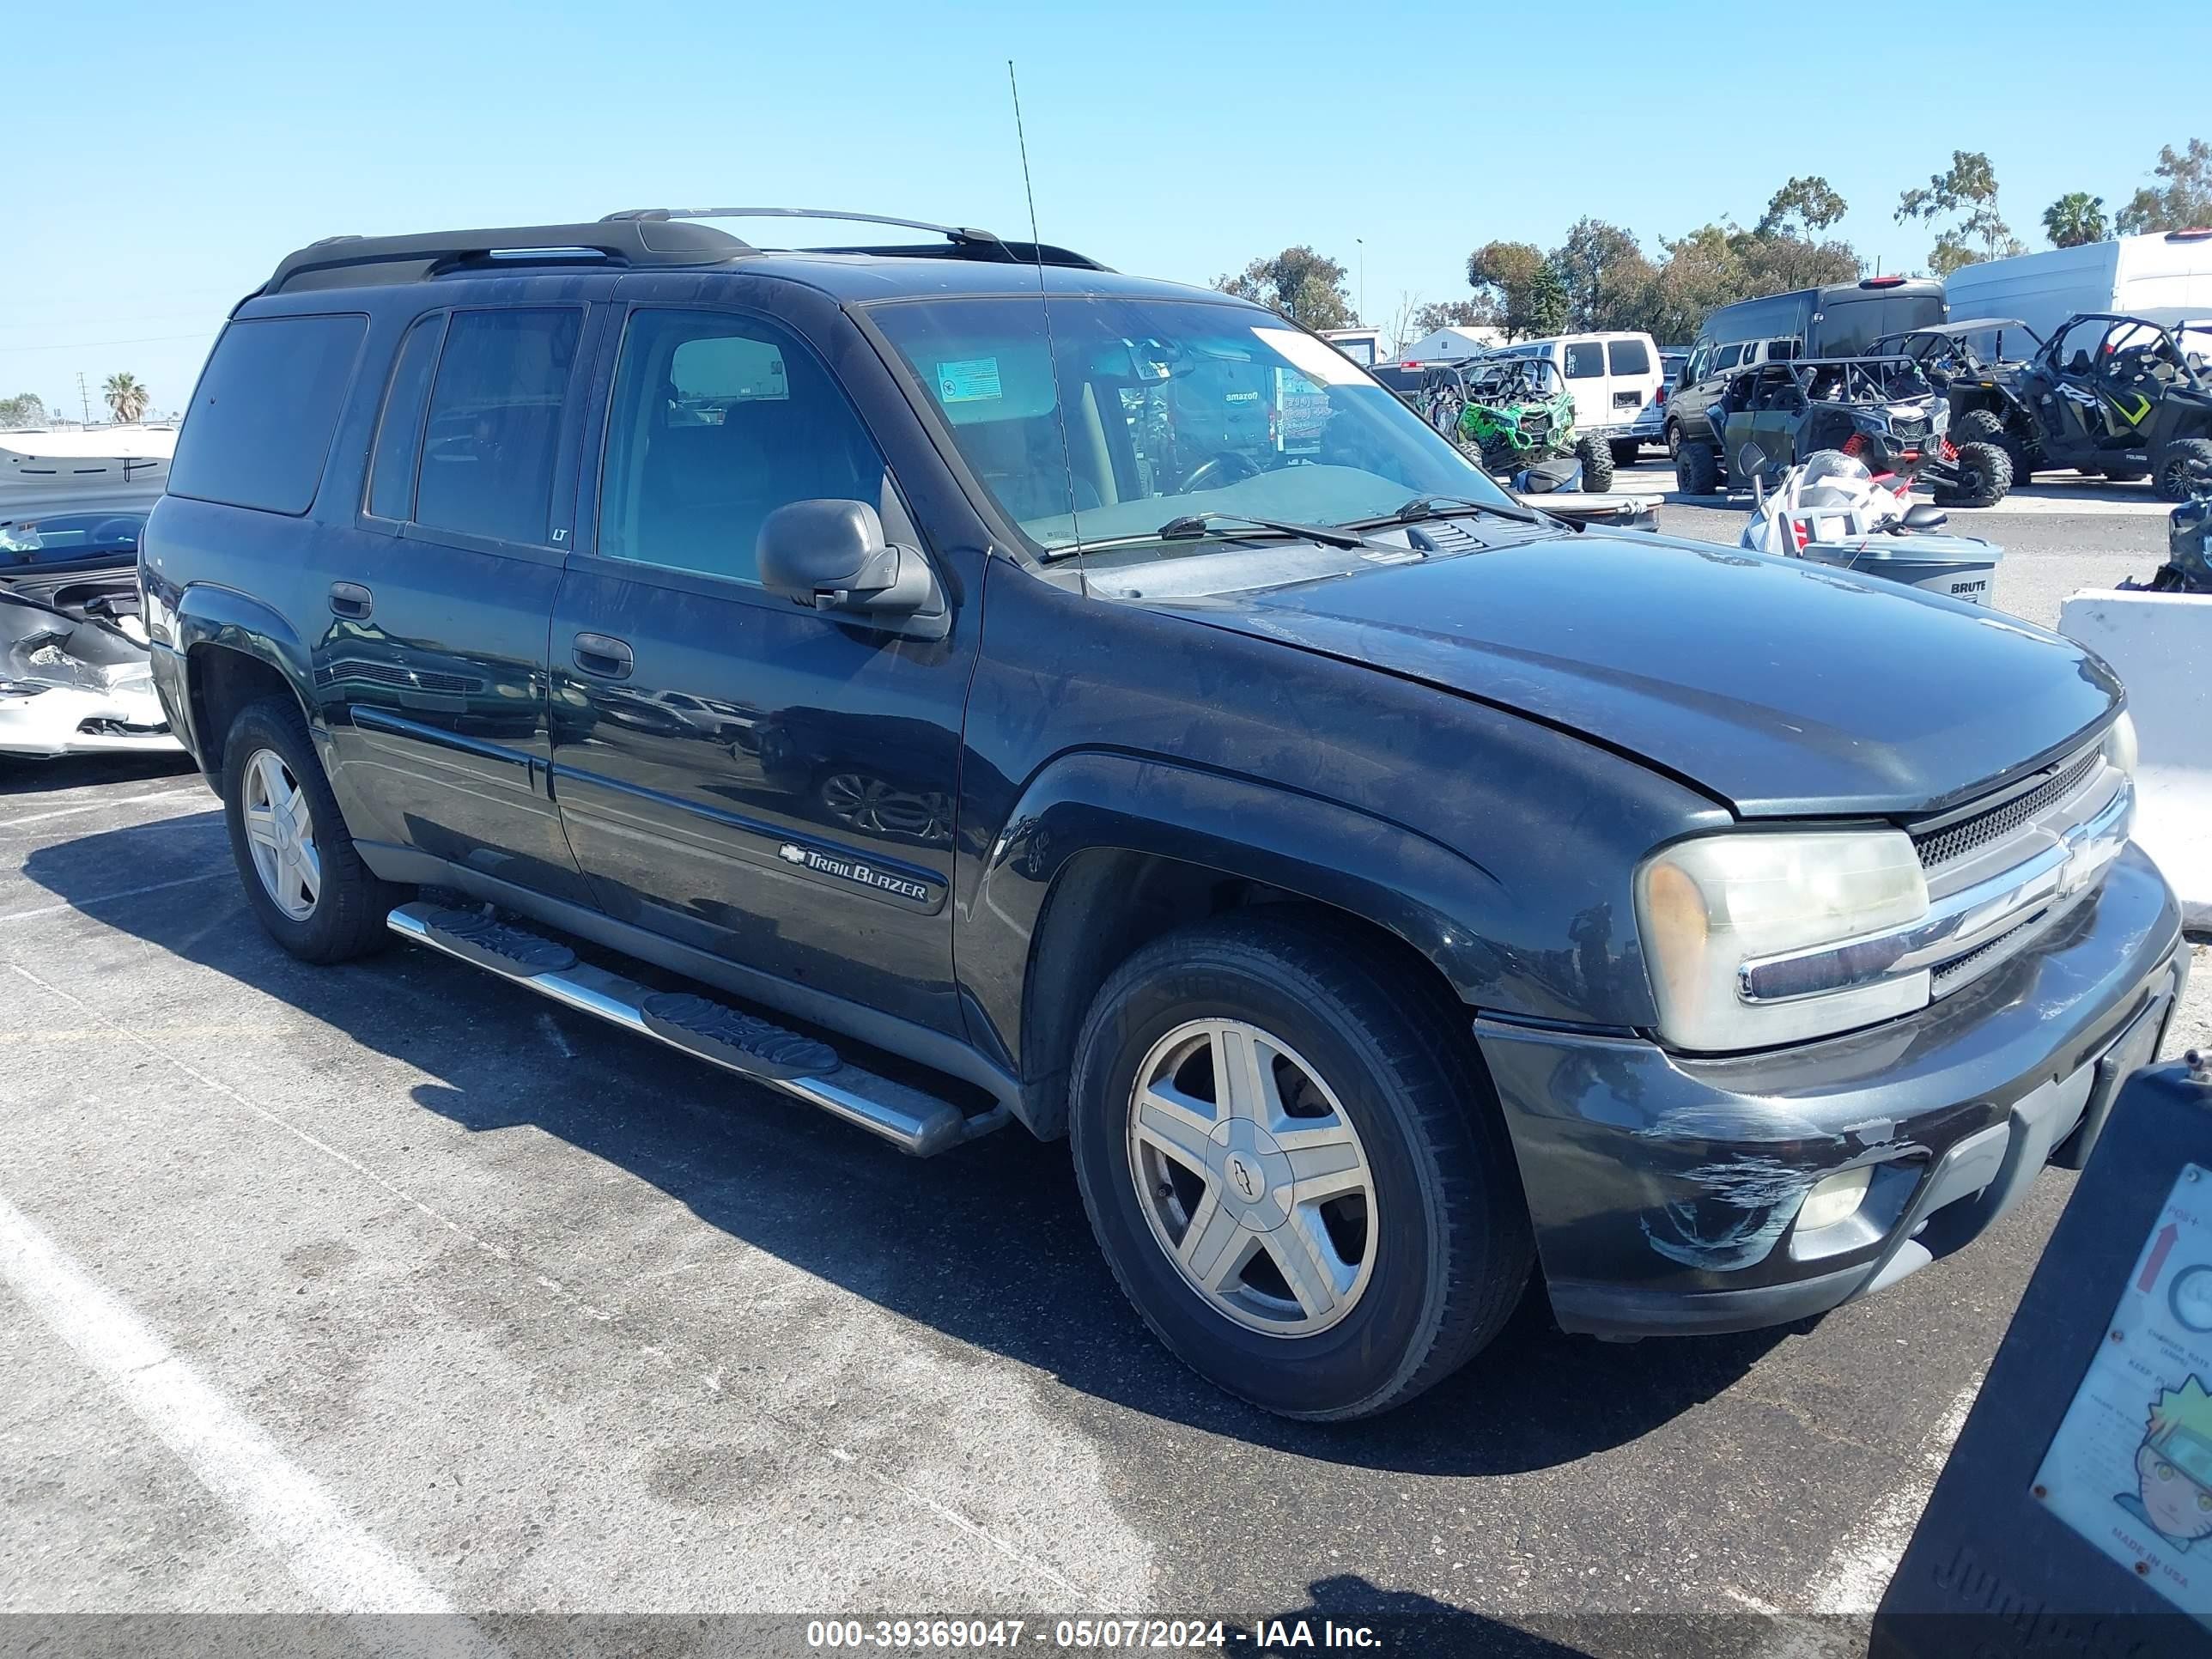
1007;59;1088;599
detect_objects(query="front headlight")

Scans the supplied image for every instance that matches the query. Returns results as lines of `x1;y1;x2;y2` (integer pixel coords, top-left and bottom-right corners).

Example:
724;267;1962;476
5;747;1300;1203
2104;710;2137;780
1635;830;1930;1053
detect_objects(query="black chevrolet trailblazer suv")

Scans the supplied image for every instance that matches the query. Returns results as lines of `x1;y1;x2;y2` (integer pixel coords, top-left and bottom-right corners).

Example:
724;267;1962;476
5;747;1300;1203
142;209;2188;1420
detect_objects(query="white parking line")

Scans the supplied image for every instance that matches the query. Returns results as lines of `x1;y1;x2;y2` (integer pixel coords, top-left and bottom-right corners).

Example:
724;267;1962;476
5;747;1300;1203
1806;1376;1981;1613
0;787;205;832
0;1189;457;1615
0;869;230;924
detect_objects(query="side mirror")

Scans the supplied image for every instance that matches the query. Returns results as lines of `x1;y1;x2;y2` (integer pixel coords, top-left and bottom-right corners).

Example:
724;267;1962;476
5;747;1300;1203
1902;503;1949;531
1736;441;1770;478
757;499;944;633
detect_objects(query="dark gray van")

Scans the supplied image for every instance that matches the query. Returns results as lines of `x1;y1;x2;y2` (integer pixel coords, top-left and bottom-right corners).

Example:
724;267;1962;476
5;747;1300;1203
1666;277;1947;471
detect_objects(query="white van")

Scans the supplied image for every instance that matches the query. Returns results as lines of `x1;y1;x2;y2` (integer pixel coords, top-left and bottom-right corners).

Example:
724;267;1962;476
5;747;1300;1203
1942;229;2212;342
1491;331;1664;461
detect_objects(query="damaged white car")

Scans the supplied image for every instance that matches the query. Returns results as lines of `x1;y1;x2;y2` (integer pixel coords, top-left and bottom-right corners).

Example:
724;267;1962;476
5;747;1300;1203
0;507;177;758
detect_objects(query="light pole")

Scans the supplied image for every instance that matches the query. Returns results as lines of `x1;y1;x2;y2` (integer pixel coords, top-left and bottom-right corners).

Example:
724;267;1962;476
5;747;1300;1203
1355;238;1366;325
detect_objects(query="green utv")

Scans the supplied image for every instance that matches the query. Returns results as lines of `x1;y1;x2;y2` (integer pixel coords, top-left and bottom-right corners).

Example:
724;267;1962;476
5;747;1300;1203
1434;356;1616;491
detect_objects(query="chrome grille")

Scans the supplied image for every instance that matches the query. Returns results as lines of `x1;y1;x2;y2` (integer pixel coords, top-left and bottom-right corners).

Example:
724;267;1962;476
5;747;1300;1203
1913;746;2102;869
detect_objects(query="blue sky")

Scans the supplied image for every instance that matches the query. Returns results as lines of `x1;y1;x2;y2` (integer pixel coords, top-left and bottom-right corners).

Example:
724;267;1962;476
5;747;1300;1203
8;0;2209;416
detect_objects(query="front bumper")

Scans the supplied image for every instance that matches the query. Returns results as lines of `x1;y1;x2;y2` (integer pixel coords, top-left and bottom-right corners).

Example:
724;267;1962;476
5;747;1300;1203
1476;843;2186;1338
0;678;178;759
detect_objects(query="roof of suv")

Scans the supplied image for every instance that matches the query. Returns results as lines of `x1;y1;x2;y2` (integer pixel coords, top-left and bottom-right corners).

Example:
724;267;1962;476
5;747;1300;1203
255;208;1226;309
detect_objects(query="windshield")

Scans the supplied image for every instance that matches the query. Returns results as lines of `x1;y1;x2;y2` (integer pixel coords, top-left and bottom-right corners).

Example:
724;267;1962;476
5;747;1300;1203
868;295;1513;553
0;510;147;563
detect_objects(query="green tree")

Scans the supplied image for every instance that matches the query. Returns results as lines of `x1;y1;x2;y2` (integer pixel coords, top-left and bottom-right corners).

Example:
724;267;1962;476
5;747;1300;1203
101;373;150;424
1523;263;1569;339
0;392;47;428
1464;240;1552;340
1407;297;1496;335
2042;192;2109;248
1897;150;2025;275
1756;176;1849;238
2115;138;2212;234
1551;218;1656;332
1213;246;1356;331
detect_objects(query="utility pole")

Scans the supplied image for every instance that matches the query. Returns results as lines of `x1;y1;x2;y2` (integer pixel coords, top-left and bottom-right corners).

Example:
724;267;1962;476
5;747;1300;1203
1355;238;1366;325
76;372;91;426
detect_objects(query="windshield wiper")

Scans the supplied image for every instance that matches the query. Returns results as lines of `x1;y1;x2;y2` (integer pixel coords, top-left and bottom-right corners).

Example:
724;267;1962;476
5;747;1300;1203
1156;510;1376;550
1341;494;1542;529
1042;509;1393;559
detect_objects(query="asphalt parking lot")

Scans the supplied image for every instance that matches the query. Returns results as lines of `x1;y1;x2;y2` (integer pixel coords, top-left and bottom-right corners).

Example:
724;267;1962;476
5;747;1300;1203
2;490;2204;1659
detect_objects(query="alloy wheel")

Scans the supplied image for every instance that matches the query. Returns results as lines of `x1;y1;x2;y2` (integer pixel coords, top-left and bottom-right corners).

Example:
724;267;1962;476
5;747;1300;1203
1127;1018;1377;1337
240;747;321;921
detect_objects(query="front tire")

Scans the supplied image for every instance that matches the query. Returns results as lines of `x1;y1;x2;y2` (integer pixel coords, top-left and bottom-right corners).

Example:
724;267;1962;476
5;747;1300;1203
1674;439;1719;495
221;696;401;963
2157;440;2212;501
1576;435;1616;492
1932;441;2013;508
1068;915;1532;1420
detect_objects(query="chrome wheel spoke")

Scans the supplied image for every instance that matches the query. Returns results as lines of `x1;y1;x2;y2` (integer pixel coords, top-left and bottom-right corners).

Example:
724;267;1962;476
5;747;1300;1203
1262;1207;1353;1322
1178;1189;1255;1291
240;748;319;921
1133;1082;1216;1174
1211;1021;1280;1124
1279;1120;1368;1205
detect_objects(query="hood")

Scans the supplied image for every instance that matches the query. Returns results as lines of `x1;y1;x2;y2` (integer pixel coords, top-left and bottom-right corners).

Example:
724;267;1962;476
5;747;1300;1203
1158;532;2119;817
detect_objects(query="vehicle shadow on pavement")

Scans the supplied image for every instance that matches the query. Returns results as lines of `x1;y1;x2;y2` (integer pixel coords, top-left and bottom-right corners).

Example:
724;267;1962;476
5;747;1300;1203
0;752;197;797
22;811;1789;1477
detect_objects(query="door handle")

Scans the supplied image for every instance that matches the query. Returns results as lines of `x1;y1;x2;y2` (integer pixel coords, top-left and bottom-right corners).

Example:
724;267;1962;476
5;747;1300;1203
572;632;634;681
329;581;374;621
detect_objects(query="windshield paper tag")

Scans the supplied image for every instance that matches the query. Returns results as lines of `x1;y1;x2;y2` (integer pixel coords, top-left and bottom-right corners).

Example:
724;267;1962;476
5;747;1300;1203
934;357;1003;404
1259;329;1365;387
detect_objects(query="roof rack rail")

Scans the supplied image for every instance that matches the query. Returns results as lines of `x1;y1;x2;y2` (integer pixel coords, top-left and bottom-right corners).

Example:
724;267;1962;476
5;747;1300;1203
259;218;750;295
600;206;1108;270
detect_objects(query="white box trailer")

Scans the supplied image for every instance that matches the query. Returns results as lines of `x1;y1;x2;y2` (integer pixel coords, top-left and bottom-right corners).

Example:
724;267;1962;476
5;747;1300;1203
1942;229;2212;342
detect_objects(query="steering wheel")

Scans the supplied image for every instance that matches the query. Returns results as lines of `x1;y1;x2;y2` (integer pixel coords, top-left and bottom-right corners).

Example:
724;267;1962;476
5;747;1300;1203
1176;451;1261;494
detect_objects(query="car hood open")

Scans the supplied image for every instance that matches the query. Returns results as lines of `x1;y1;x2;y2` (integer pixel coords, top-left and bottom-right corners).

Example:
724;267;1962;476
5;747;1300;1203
1156;531;2119;817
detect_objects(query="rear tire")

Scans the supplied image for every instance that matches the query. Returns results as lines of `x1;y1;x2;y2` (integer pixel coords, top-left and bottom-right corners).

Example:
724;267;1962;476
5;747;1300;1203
221;696;402;963
2155;441;2212;501
1951;405;2029;476
2103;463;2150;483
1067;915;1533;1421
1576;436;1615;492
1608;439;1641;468
1932;441;2013;508
1674;440;1719;495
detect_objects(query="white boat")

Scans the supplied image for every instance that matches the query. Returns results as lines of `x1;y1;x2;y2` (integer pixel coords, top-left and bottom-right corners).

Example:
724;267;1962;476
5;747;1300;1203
0;427;176;495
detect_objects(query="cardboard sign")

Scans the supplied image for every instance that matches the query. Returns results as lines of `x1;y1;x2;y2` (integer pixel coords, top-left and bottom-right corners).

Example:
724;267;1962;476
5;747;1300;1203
1874;1043;2212;1659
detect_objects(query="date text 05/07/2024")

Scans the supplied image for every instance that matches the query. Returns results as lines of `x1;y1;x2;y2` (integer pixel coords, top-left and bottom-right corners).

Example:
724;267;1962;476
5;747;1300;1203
802;1617;1383;1649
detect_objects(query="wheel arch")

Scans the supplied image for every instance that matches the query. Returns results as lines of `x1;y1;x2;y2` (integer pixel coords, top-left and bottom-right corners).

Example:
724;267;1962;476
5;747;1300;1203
963;751;1520;1139
173;586;319;782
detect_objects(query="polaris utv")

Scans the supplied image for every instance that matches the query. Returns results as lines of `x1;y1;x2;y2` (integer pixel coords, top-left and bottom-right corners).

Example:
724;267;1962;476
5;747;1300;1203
1960;313;2212;499
1683;357;2012;507
1443;356;1615;491
1871;318;2045;481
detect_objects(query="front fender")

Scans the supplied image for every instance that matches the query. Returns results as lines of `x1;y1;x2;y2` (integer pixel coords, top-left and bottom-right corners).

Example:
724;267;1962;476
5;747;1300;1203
958;750;1642;1097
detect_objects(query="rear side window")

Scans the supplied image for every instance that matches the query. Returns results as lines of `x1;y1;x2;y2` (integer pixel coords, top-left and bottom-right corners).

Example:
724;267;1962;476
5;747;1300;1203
1563;342;1604;379
366;313;446;521
414;308;582;546
1714;343;1743;372
1607;338;1650;377
168;314;367;514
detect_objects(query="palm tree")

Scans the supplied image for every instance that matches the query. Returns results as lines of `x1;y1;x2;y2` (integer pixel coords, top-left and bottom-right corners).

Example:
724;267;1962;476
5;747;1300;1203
102;372;150;425
2042;192;2109;250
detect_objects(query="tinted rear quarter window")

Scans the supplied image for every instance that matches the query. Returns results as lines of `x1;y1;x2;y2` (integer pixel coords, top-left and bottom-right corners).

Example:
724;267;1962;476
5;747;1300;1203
1564;342;1604;379
414;308;582;546
1607;338;1650;377
366;313;446;521
168;314;368;514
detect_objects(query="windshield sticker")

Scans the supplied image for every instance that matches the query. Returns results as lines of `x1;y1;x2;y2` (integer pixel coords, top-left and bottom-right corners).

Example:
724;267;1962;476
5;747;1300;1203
934;357;1004;404
1259;328;1366;387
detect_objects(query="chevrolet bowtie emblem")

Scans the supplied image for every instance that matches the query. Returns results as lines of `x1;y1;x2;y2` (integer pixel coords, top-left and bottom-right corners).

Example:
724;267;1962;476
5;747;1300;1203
780;844;809;865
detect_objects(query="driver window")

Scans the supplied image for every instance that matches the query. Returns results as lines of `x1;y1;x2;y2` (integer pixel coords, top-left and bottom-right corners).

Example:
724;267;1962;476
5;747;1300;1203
598;308;890;583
